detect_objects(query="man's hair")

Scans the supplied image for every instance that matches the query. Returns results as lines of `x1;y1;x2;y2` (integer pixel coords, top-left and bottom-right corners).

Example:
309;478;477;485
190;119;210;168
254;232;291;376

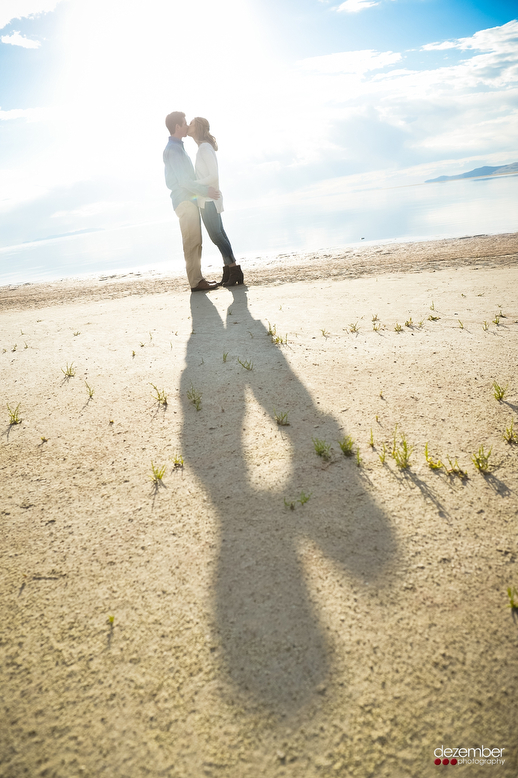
165;111;186;135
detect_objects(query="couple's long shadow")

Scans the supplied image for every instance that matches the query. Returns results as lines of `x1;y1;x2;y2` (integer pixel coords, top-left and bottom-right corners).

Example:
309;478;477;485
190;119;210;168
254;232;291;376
180;289;396;714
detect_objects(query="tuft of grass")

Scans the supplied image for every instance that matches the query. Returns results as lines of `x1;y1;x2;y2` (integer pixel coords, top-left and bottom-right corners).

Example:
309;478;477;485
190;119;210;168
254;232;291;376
492;381;508;401
40;436;48;443
349;322;359;333
372;314;379;322
356;448;362;467
428;315;440;322
492;314;501;326
7;403;22;425
507;586;518;610
391;428;413;469
273;333;288;345
298;491;312;505
373;322;381;332
378;443;387;464
369;428;374;448
430;300;435;311
24;342;29;349
320;329;329;338
11;344;17;352
394;322;402;332
61;362;76;377
273;409;290;426
458;320;464;329
150;384;168;405
267;321;276;337
418;318;425;328
503;419;518;444
238;357;253;370
313;437;332;461
132;350;136;357
108;615;115;625
187;384;202;411
284;497;296;510
444;456;468;479
85;381;94;399
338;435;355;457
471;445;492;473
482;321;489;331
149;462;166;483
405;318;413;327
172;455;184;469
424;442;443;470
223;352;228;363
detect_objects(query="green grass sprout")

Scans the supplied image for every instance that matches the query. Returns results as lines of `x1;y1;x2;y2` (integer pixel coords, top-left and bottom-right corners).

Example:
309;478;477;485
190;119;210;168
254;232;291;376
7;403;22;425
313;437;332;460
471;445;492;473
338;435;355;457
150;384;168;405
424;442;443;470
61;362;76;377
503;419;518;444
187;384;202;411
492;381;508;401
274;409;290;426
150;462;166;483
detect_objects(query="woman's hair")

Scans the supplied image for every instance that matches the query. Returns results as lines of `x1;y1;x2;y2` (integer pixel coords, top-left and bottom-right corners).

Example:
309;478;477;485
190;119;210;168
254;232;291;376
192;117;218;151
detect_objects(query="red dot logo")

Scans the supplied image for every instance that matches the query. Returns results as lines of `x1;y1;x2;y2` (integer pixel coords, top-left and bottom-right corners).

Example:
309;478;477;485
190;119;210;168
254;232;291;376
435;758;442;765
443;759;450;765
451;758;458;765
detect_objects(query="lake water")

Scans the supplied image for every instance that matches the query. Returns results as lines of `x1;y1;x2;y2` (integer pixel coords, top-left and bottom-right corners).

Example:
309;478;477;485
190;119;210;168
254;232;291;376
1;175;517;286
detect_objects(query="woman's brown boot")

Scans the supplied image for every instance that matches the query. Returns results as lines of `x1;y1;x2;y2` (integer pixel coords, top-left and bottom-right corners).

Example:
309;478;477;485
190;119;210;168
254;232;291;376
223;265;244;287
220;266;230;285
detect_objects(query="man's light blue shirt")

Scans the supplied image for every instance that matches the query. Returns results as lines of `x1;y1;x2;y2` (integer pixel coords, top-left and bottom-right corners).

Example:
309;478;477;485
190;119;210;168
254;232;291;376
163;136;209;211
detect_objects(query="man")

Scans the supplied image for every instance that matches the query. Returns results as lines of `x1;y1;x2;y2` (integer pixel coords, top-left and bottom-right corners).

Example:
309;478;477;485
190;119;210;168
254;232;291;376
163;111;220;291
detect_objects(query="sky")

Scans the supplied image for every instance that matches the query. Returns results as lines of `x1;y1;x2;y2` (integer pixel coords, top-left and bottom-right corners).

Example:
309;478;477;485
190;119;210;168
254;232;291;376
0;0;517;255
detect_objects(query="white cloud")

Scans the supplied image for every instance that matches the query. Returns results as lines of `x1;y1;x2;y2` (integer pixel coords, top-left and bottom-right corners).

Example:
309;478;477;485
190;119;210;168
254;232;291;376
1;30;40;47
0;1;62;30
335;0;379;13
300;49;401;74
51;201;123;219
422;19;518;53
0;106;51;120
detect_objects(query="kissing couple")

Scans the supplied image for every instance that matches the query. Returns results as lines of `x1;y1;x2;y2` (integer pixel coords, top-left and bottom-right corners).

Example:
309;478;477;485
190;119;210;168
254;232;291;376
163;111;244;292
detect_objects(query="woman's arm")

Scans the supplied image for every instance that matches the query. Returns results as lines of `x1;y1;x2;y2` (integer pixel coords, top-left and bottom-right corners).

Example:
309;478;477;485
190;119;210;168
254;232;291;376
195;144;219;187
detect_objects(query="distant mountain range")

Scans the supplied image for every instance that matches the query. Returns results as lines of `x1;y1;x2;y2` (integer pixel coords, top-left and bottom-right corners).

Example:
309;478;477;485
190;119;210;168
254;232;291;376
425;162;518;183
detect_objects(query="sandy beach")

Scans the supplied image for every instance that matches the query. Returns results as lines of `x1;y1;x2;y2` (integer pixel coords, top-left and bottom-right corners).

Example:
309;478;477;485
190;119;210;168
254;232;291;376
1;232;518;778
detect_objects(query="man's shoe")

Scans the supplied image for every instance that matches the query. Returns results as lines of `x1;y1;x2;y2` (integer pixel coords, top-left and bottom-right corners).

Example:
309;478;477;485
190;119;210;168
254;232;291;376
221;266;230;285
222;265;244;287
191;279;218;292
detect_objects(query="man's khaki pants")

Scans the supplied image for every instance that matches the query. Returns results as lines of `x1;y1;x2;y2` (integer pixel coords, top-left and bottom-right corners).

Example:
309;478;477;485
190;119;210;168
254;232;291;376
175;200;203;289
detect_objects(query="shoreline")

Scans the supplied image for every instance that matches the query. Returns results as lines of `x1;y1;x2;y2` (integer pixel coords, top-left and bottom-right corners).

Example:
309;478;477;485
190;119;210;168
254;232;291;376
1;231;518;312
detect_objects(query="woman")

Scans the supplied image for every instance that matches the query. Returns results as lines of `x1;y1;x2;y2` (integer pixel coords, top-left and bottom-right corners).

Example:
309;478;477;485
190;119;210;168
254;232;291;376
187;117;244;287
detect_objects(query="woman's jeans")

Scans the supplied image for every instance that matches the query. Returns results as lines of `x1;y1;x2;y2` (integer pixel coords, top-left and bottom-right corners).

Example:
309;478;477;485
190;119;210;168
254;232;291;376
201;201;236;265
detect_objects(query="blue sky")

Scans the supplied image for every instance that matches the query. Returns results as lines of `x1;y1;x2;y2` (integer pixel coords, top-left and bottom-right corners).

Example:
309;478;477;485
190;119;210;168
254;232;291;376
0;0;517;254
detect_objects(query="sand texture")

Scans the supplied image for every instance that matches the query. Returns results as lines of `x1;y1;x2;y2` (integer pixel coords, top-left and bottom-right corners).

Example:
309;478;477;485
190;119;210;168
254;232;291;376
1;234;518;777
